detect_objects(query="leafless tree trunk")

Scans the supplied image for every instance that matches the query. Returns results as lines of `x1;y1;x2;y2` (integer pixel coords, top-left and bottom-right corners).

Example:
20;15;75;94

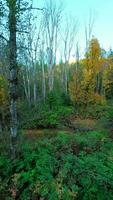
85;11;95;70
24;15;41;104
40;44;46;100
21;53;31;105
62;17;78;94
44;0;62;92
22;72;30;103
8;0;18;158
42;62;46;100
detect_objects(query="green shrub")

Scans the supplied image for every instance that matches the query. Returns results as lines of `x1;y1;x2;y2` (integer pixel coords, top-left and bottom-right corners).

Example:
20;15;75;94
19;100;73;129
1;131;113;199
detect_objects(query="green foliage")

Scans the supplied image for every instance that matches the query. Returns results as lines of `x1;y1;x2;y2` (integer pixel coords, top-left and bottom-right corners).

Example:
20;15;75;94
19;100;73;129
73;103;108;119
46;91;62;110
1;131;113;199
98;102;113;131
0;156;12;199
104;60;113;99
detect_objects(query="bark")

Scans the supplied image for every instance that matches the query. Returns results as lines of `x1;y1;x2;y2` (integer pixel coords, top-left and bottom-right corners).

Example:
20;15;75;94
64;62;68;95
22;73;29;102
23;59;31;105
47;48;54;92
33;63;37;103
33;82;37;103
48;68;54;92
8;0;18;158
26;66;31;104
42;61;46;100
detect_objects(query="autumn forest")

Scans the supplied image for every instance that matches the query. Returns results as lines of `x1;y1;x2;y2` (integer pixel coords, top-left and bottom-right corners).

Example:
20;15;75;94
0;0;113;199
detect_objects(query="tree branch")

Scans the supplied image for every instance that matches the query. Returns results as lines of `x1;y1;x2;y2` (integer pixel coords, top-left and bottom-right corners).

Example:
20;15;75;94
0;34;8;42
20;6;45;12
16;30;29;34
18;45;36;52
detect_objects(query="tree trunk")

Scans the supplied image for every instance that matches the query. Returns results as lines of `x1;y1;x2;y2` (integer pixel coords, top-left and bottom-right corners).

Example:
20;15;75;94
26;66;31;104
48;66;53;92
33;82;37;103
8;0;18;158
22;73;29;102
64;62;68;95
42;61;46;100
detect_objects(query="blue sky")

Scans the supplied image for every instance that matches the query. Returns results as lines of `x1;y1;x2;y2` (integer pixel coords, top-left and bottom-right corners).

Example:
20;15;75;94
64;0;113;51
33;0;113;54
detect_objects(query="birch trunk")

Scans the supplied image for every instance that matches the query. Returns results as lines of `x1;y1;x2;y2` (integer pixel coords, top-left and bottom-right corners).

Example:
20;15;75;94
23;74;29;102
64;63;68;95
48;68;54;92
42;61;46;100
33;82;37;103
8;0;18;158
26;67;31;104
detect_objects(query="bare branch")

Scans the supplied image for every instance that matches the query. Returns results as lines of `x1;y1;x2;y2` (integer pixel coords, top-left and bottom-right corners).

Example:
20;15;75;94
0;34;8;42
20;6;45;12
18;45;35;52
16;30;29;34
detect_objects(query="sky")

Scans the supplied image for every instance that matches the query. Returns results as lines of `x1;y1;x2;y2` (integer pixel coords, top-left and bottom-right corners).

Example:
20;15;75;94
63;0;113;51
33;0;113;59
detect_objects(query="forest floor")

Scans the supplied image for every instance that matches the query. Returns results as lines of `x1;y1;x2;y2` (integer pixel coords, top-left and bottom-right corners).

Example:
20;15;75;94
1;112;113;199
24;117;99;141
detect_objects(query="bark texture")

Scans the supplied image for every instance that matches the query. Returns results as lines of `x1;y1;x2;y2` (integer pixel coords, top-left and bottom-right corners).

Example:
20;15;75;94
8;0;18;157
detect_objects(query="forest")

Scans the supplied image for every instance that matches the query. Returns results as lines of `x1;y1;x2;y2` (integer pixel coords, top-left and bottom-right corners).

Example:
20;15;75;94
0;0;113;199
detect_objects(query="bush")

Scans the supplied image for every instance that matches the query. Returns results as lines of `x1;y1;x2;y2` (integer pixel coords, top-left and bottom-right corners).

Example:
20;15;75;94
73;103;109;119
19;100;73;129
0;131;113;199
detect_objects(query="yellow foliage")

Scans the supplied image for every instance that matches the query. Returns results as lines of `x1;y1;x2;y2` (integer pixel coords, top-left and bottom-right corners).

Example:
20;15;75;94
69;40;107;107
0;76;9;110
69;70;96;105
89;38;101;59
84;38;103;74
93;93;106;105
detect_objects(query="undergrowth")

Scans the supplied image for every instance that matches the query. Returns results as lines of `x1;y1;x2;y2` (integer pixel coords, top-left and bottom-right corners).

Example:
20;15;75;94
0;130;113;199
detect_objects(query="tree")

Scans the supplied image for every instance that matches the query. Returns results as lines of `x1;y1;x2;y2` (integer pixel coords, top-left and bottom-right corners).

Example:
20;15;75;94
0;0;40;157
104;52;113;99
85;11;95;59
21;13;42;104
61;16;78;94
69;38;106;109
4;0;18;157
43;0;62;92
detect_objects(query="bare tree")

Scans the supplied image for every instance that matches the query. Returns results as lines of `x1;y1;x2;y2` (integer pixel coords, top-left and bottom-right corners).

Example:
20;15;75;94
43;0;62;92
19;13;43;104
85;11;95;59
26;16;40;104
62;16;78;94
39;40;46;101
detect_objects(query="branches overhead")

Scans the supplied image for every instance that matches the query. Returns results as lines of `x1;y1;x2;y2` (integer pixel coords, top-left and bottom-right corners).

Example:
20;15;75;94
20;6;45;12
85;11;95;52
0;34;8;42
